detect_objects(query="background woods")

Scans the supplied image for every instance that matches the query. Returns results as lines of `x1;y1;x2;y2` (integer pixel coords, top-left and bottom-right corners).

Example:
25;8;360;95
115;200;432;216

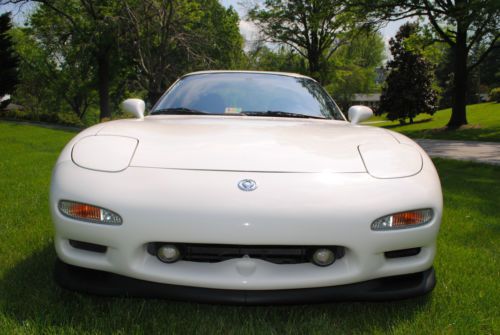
0;0;498;128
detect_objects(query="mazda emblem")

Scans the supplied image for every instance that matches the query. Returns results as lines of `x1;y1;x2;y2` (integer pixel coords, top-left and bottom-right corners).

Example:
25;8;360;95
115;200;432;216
238;179;257;192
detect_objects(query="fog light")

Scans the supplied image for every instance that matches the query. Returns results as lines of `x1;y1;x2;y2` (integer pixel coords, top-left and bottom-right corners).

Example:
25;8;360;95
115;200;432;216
157;244;181;263
371;209;433;230
312;248;335;266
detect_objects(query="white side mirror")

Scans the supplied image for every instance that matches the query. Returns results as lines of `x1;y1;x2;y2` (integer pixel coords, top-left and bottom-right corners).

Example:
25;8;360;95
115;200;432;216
121;98;145;119
348;105;373;124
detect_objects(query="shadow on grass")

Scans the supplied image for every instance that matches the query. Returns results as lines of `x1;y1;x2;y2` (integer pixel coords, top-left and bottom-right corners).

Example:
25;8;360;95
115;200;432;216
382;118;433;129
411;127;500;141
1;245;432;333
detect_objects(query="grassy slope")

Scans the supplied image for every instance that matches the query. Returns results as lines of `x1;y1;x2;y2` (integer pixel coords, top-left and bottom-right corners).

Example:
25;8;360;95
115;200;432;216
0;121;498;334
364;102;500;142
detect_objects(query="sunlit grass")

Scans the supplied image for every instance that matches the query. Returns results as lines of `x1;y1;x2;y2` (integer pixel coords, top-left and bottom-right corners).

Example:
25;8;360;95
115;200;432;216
364;102;500;142
0;121;498;334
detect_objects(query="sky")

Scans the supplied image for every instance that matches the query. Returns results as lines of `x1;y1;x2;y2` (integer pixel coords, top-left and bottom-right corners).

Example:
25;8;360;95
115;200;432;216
0;2;33;24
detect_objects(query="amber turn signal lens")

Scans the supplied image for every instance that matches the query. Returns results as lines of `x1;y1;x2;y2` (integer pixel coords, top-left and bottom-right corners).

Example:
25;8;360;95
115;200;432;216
68;203;101;221
371;209;433;230
58;200;122;225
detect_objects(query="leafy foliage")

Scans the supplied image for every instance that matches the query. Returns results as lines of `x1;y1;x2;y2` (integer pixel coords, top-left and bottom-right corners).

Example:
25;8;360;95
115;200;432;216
490;88;500;102
122;0;243;105
350;0;500;127
479;41;500;90
18;4;101;120
6;0;130;121
249;0;365;83
8;27;62;122
379;23;438;124
325;30;385;110
244;44;307;73
3;0;243;122
0;12;19;106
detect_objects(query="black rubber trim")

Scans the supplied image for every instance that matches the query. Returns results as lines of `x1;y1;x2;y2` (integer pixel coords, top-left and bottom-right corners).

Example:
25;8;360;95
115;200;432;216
69;240;107;253
147;242;345;264
385;247;421;259
54;258;435;305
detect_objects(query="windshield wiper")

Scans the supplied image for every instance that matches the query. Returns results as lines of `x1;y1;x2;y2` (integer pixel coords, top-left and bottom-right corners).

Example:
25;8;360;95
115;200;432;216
152;108;327;119
243;111;326;119
151;108;211;115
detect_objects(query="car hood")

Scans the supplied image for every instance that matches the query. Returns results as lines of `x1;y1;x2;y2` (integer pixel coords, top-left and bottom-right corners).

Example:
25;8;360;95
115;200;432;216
97;116;401;173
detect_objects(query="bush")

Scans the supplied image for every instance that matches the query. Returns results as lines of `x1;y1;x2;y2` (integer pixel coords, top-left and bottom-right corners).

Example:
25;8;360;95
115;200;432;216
39;112;59;124
0;107;83;127
489;88;500;102
56;112;83;127
0;107;32;120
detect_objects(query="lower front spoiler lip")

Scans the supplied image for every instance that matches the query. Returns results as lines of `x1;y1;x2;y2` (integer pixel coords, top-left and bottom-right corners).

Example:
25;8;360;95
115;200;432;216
54;258;436;305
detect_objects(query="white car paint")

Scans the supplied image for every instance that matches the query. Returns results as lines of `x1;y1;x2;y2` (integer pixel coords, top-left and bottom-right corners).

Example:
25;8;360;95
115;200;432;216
348;105;373;124
72;135;138;172
121;98;145;120
50;71;442;292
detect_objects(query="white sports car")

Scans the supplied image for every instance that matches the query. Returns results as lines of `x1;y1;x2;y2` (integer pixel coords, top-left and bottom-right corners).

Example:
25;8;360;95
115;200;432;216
51;71;442;304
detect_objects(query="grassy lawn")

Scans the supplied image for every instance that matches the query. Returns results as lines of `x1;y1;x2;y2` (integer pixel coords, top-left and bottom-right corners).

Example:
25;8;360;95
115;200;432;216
0;121;498;334
364;102;500;142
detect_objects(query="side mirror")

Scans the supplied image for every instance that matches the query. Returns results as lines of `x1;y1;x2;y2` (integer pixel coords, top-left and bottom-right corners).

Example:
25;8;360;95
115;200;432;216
121;98;145;119
348;105;373;124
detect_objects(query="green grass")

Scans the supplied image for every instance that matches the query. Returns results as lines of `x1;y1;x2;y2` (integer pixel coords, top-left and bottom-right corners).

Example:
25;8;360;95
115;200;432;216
364;102;500;142
0;121;499;334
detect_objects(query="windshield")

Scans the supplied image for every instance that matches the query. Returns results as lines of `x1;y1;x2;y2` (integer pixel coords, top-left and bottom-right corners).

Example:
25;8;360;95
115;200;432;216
152;73;345;120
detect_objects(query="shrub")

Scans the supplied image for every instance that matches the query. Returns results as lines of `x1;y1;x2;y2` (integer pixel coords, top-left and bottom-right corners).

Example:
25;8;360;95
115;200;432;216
57;112;83;127
0;107;83;127
489;88;500;102
379;23;438;124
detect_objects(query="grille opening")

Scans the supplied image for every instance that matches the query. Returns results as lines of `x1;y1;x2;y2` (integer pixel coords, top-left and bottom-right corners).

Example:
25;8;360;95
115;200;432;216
147;243;345;265
385;248;421;259
69;240;107;253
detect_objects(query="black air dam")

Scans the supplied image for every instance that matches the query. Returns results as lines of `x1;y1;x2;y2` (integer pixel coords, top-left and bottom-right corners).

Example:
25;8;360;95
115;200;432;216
54;259;435;305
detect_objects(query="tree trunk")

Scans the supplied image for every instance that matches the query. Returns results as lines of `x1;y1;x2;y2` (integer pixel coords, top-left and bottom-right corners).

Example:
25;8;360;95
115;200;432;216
307;49;321;82
73;104;81;119
97;51;111;121
147;88;163;108
447;15;468;128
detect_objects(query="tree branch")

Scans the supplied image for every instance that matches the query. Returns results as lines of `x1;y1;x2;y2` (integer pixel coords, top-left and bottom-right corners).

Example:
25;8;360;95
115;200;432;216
423;0;455;46
467;35;500;71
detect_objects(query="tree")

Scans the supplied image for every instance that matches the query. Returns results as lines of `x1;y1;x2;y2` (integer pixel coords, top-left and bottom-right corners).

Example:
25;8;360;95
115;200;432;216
2;0;244;121
196;1;244;70
479;40;500;90
2;0;126;120
122;0;243;104
242;29;385;111
10;26;97;123
0;12;19;107
379;23;438;124
28;8;98;119
350;0;500;128
8;28;53;120
326;30;385;110
401;23;451;107
249;0;365;83
244;44;307;73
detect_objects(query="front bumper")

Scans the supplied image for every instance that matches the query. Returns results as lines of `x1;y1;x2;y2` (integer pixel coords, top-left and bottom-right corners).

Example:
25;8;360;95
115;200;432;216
51;160;442;291
54;259;435;304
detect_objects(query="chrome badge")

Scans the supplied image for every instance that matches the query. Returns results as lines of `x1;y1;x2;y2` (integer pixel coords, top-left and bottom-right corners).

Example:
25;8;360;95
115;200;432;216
238;179;257;192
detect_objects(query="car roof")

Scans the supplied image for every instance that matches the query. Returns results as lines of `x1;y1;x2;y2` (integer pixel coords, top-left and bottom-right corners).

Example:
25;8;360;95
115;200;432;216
182;70;315;81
